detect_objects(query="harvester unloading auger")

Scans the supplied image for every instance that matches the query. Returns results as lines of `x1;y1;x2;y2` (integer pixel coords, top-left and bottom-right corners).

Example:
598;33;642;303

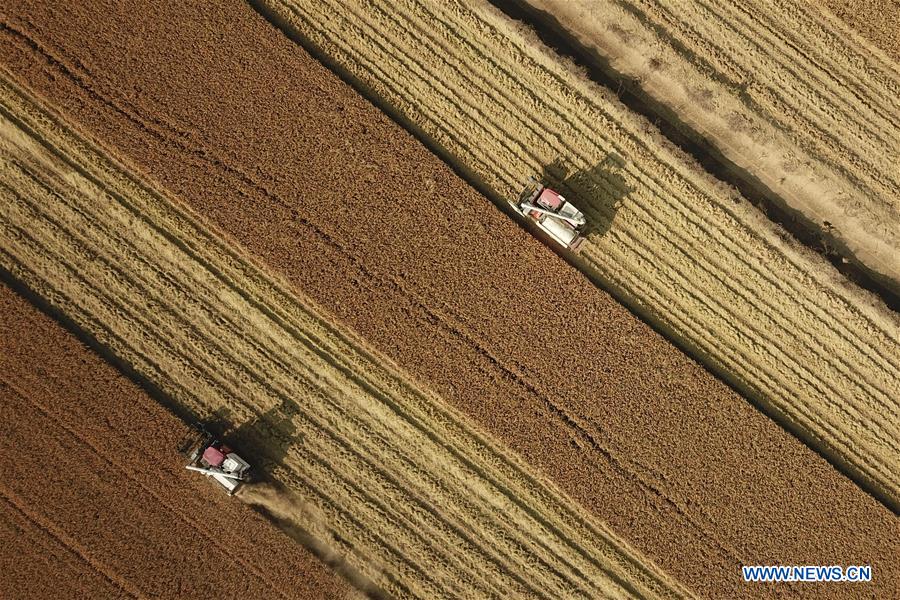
183;425;251;496
511;176;587;252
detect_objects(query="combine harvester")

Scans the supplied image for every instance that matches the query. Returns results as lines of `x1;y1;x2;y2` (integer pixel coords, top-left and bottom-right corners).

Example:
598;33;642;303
184;426;251;495
511;177;587;252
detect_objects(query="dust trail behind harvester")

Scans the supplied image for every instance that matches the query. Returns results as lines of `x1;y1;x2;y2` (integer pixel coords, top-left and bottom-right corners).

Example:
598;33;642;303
237;482;388;600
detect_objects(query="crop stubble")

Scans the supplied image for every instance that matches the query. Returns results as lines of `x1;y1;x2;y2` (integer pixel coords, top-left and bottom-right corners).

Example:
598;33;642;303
256;0;900;510
0;284;351;599
0;2;897;599
0;78;687;599
822;0;900;62
517;0;900;291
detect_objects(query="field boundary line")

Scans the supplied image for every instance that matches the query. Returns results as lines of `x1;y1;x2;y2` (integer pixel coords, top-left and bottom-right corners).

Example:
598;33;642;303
0;71;695;599
257;0;900;511
0;373;295;600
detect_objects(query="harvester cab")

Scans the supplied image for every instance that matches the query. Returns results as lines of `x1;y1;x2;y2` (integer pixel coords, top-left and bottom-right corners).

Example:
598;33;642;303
511;177;587;252
184;427;251;496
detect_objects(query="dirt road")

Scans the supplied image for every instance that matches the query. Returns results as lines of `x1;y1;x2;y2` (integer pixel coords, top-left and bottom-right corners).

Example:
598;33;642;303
517;0;900;296
1;2;897;599
254;0;900;509
0;283;351;600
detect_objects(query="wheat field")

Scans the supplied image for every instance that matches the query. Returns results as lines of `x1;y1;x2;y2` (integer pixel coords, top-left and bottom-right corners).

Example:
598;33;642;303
260;0;900;510
0;74;691;600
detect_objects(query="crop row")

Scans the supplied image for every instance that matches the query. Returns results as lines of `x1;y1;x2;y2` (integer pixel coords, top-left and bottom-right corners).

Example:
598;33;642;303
0;75;689;600
264;0;900;508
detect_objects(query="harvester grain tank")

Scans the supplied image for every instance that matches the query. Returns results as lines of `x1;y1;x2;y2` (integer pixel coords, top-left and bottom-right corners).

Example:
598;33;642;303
511;177;586;252
184;427;251;495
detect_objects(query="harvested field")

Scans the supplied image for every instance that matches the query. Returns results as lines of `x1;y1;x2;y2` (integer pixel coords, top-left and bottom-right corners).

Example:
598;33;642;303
515;0;900;297
0;78;686;600
823;0;900;62
251;0;900;510
0;283;351;600
1;2;898;599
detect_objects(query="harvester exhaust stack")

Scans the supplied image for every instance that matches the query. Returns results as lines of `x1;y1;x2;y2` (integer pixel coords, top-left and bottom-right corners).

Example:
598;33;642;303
511;176;587;252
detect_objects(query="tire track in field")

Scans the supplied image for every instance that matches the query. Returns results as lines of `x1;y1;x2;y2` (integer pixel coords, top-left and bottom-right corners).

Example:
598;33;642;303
261;0;900;509
363;0;900;449
0;395;147;600
0;17;765;565
0;494;126;600
1;110;631;599
272;0;890;502
0;75;691;600
0;486;137;599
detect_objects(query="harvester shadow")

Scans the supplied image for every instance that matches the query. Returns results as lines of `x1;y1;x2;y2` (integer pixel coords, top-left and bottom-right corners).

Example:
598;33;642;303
540;153;631;240
222;400;302;471
190;401;301;471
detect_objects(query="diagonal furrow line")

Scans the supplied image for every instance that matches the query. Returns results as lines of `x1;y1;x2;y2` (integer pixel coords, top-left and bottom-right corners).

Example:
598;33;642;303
263;0;900;506
0;461;143;599
0;492;122;599
0;491;139;600
0;74;691;599
0;376;296;600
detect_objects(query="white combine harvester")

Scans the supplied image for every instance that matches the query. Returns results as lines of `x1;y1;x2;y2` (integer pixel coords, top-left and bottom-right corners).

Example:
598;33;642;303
184;427;251;496
511;177;587;252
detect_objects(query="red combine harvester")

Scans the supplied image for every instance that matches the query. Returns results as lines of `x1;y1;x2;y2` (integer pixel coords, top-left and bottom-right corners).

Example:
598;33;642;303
184;426;251;496
511;177;587;252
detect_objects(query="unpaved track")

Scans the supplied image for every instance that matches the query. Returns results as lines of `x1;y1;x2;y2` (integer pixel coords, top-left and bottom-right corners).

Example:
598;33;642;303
0;283;350;600
0;3;897;599
0;79;687;600
255;0;900;510
516;0;900;293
